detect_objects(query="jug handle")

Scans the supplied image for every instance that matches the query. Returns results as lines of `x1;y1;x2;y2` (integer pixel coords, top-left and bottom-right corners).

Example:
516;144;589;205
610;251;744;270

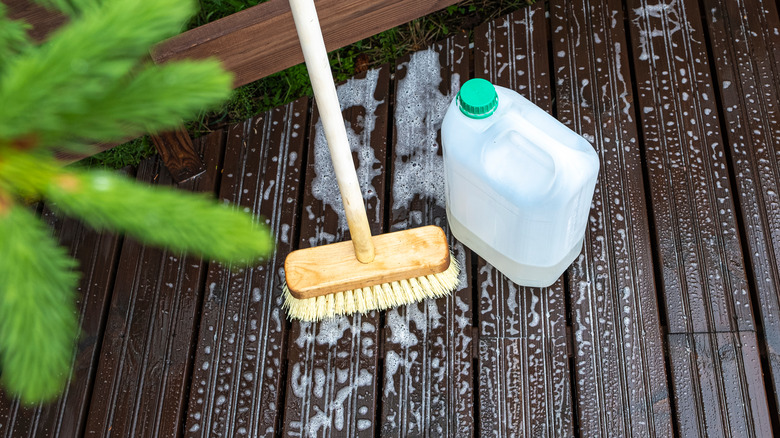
484;112;560;177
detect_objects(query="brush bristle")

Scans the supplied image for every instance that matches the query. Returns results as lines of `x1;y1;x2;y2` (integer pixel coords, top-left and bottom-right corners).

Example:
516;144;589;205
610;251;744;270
282;255;460;321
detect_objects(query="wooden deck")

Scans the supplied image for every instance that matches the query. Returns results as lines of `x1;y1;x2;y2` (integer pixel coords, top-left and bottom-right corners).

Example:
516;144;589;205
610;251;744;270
3;0;780;435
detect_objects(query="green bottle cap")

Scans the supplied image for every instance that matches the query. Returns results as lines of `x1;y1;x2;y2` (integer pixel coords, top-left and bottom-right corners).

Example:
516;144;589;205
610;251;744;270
457;78;498;119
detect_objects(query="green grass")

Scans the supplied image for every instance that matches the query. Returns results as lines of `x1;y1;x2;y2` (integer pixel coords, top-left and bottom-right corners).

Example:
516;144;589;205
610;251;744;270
85;0;533;169
188;0;268;28
76;137;156;170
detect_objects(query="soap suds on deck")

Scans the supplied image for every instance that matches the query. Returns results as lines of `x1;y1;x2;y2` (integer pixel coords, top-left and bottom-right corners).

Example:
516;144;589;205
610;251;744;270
311;69;384;240
392;49;460;223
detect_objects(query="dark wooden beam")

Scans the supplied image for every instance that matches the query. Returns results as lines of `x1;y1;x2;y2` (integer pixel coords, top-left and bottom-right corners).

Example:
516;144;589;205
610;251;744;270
152;0;463;88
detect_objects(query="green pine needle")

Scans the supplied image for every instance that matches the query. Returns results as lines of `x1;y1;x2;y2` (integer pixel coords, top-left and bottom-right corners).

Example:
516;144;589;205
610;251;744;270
32;0;97;17
0;205;80;404
45;169;275;264
0;0;211;150
0;0;264;404
1;151;274;265
64;60;233;142
0;5;33;74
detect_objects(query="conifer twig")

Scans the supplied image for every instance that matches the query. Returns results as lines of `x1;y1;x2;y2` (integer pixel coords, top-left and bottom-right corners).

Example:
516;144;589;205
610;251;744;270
0;0;225;151
1;151;274;265
33;0;91;17
0;0;260;404
0;4;32;72
0;204;80;404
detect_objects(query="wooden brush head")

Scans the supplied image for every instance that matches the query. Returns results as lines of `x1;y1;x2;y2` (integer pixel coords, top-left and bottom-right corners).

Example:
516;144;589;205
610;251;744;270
284;225;451;300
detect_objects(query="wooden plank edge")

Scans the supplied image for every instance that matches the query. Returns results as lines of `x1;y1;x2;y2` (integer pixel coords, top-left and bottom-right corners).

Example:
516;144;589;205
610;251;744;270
151;0;464;88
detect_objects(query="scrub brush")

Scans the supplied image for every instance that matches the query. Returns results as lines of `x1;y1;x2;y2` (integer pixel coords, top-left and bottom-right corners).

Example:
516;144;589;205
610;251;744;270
282;0;459;321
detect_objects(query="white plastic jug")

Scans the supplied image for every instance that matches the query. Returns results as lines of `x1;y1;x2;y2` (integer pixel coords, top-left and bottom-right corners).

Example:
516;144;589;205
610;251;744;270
441;79;599;287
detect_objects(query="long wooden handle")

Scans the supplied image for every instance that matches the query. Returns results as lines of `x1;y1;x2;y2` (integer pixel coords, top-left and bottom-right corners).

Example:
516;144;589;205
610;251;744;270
289;0;375;263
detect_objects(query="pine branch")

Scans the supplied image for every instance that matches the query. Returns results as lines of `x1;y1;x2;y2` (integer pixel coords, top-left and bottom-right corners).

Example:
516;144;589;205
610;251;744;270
1;151;274;265
59;60;233;144
33;0;97;17
0;203;80;404
0;4;33;75
0;0;218;151
50;171;275;265
0;0;251;405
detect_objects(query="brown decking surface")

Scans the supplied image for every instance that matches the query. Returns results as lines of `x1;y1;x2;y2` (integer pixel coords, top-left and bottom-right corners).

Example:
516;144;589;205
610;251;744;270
2;0;780;436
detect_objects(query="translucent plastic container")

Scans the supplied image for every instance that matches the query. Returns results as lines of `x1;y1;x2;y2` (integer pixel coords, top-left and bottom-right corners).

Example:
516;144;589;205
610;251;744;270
442;79;599;287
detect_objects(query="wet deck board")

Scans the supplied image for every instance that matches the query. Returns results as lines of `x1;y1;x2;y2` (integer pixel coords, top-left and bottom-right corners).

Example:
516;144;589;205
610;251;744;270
702;0;780;413
626;0;774;433
184;100;308;437
281;69;389;438
628;0;753;334
3;2;780;435
82;132;224;437
668;331;772;437
473;7;573;437
0;212;121;438
380;34;475;437
551;0;673;435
